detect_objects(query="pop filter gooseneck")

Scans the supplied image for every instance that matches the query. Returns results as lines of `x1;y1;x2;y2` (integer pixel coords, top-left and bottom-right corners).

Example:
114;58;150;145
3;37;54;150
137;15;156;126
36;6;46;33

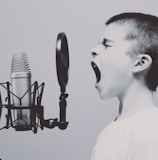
56;33;69;129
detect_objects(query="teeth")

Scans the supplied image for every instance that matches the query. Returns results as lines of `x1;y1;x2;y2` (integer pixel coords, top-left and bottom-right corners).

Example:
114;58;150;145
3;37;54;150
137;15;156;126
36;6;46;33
91;61;101;83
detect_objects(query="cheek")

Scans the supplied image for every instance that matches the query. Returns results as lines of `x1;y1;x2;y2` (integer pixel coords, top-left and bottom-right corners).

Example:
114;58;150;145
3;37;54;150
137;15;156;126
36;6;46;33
100;55;133;83
100;55;114;71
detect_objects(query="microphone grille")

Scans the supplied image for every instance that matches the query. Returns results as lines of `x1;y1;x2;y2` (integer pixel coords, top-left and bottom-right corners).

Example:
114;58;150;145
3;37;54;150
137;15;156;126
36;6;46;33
11;52;31;73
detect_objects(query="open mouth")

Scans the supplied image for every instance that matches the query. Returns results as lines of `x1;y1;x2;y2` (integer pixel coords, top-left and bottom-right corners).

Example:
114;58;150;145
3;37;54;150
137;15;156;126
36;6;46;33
91;61;101;83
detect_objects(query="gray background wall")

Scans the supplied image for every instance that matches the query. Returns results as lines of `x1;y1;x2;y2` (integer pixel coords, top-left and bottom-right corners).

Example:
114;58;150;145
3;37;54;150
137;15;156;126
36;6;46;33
0;0;158;160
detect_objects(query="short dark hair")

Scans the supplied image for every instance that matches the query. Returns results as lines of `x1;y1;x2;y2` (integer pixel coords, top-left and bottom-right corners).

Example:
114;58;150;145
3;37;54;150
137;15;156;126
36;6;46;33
106;12;158;91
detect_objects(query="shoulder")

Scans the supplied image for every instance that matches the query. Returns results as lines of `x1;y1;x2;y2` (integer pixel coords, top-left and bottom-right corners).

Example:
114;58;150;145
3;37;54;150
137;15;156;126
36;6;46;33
133;107;158;132
126;107;158;137
123;108;158;159
92;108;158;160
98;107;158;141
124;134;158;160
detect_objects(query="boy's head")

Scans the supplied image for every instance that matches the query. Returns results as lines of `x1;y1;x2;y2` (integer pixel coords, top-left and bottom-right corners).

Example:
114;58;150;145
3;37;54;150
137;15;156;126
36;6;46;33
106;13;158;91
91;12;158;99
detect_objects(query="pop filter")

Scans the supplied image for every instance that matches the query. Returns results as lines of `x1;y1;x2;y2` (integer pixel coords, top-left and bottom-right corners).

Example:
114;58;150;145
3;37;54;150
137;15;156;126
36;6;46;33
56;33;69;129
56;33;69;93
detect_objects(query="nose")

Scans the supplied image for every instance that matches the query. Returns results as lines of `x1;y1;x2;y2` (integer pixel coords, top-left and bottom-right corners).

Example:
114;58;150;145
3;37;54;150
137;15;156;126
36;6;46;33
91;52;97;58
90;46;99;58
90;44;103;58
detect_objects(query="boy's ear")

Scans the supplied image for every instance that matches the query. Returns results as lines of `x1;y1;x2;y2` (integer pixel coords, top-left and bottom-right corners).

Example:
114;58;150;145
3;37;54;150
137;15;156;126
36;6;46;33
133;54;152;73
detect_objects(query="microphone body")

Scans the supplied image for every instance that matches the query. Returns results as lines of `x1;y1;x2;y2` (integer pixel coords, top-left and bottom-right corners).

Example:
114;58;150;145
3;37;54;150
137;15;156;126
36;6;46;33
11;53;32;130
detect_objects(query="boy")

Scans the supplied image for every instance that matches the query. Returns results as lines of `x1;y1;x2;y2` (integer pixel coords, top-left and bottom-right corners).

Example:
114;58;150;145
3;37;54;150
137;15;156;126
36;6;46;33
91;12;158;160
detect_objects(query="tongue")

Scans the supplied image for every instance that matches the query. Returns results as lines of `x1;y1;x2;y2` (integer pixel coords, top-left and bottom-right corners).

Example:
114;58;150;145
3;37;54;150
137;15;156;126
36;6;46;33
91;62;101;83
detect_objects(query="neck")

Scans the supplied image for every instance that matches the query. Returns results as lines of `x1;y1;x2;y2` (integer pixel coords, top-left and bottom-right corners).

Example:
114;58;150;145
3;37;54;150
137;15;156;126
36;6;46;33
116;82;155;121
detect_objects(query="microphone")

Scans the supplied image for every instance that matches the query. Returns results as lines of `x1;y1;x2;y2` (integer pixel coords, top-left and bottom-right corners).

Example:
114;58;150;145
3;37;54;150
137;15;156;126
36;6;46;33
11;52;32;130
0;32;69;133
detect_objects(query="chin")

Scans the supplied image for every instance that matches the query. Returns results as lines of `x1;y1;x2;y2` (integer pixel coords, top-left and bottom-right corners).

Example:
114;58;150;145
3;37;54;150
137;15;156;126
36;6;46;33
95;79;116;100
99;94;107;100
97;86;117;100
97;89;112;100
99;93;113;100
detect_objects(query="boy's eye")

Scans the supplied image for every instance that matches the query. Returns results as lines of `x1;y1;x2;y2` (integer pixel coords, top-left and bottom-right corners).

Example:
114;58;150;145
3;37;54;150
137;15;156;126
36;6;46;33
101;39;111;48
104;44;110;48
102;43;111;48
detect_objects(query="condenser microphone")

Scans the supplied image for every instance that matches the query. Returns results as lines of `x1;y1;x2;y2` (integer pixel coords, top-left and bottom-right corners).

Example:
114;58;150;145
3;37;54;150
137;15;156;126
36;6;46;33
11;52;32;130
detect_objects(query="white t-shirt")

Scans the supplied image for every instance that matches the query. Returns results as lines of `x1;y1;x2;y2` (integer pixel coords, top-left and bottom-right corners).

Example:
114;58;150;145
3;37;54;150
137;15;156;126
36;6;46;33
91;107;158;160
